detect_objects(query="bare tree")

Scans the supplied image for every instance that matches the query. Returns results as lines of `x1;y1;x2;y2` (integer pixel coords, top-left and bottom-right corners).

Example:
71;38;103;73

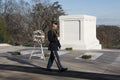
30;1;65;46
31;1;65;30
1;0;32;45
0;0;3;14
97;25;120;48
0;0;65;46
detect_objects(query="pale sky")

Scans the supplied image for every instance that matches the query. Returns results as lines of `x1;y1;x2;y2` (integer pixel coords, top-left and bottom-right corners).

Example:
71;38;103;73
51;0;120;25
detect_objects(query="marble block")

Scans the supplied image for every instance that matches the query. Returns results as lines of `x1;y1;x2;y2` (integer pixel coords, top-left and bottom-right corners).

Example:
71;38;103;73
59;15;102;50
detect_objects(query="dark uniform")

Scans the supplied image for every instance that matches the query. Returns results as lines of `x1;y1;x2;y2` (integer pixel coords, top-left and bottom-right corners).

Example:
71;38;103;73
48;30;61;51
47;30;63;70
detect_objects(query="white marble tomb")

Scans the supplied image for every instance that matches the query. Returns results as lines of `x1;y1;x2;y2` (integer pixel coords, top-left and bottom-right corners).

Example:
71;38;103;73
59;15;102;50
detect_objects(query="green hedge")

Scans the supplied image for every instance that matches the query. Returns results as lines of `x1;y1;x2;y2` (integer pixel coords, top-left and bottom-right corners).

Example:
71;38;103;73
81;55;92;59
65;47;73;50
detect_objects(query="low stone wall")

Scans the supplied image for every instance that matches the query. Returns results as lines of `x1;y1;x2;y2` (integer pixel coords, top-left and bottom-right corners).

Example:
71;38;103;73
0;43;12;47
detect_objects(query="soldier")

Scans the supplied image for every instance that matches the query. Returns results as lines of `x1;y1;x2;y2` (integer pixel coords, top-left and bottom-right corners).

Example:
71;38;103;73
47;21;68;72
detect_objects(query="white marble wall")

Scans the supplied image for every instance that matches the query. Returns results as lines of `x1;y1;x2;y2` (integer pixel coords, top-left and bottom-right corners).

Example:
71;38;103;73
59;15;101;50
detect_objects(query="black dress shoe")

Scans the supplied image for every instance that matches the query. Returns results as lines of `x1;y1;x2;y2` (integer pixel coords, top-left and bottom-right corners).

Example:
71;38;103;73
59;68;68;72
46;69;52;71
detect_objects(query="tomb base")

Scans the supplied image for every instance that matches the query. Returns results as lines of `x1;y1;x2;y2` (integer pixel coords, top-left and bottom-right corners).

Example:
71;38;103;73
59;15;102;50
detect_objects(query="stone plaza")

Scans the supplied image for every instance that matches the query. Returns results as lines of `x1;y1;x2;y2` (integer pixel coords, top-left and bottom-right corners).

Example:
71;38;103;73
0;46;120;80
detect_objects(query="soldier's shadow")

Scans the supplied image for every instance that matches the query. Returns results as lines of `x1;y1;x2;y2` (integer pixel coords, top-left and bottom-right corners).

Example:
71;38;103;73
0;63;120;80
1;52;120;80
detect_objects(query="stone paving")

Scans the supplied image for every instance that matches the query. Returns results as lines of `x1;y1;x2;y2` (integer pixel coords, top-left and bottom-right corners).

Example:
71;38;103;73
0;46;120;80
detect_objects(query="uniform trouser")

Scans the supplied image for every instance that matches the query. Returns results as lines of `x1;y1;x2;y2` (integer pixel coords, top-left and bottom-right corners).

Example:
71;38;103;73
47;50;63;69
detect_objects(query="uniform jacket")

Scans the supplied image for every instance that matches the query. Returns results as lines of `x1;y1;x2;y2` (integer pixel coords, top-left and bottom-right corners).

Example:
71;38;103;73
48;30;61;51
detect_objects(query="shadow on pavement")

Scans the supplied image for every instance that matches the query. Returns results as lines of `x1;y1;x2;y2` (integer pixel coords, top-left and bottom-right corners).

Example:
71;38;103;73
0;64;120;80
